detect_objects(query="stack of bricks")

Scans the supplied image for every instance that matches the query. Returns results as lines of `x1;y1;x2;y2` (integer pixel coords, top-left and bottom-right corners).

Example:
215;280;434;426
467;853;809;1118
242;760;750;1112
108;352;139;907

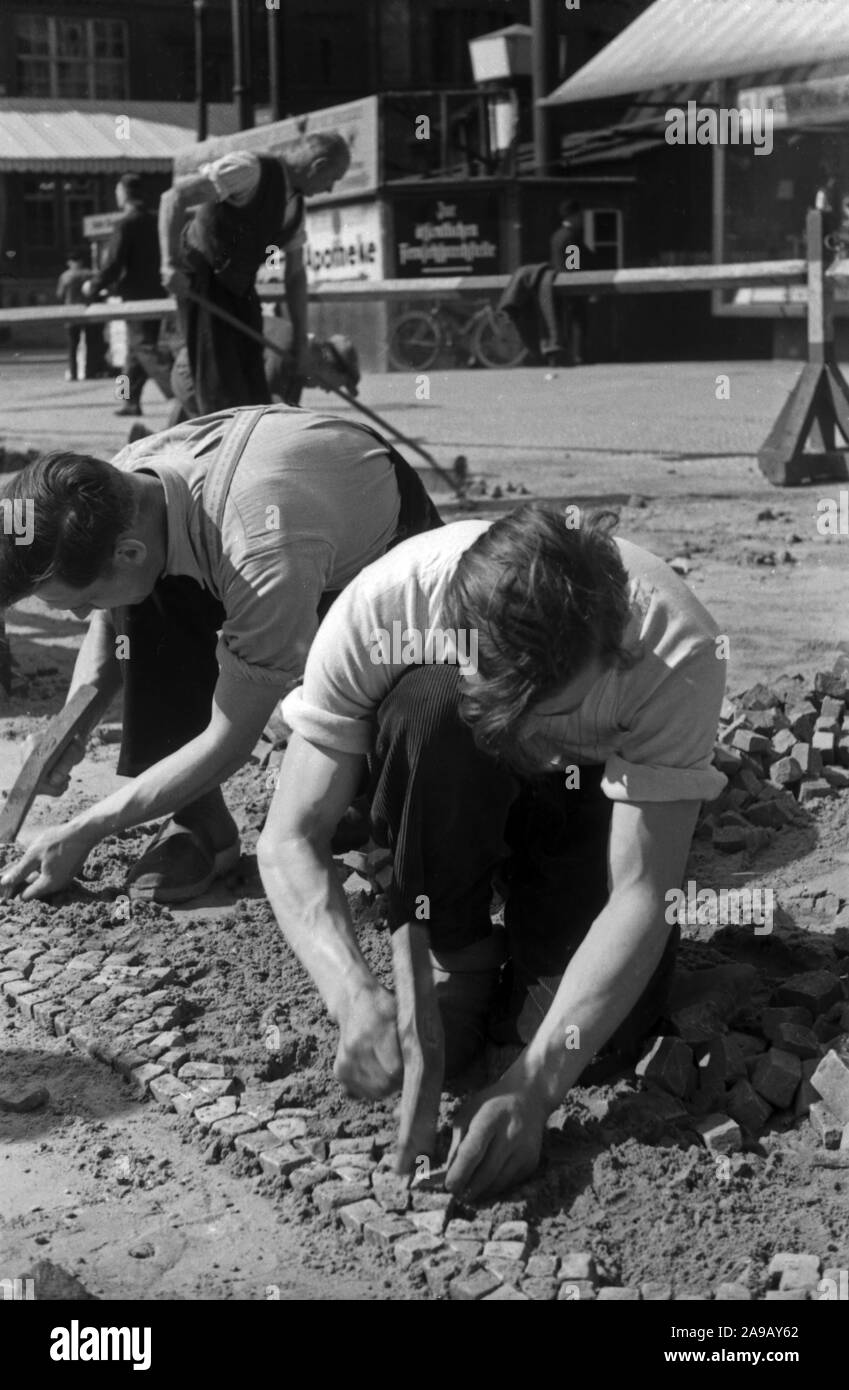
701;663;849;854
635;968;849;1154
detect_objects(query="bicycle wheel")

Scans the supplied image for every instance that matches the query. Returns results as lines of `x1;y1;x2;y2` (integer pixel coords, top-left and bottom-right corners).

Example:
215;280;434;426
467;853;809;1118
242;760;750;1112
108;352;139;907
472;309;528;369
388;312;441;371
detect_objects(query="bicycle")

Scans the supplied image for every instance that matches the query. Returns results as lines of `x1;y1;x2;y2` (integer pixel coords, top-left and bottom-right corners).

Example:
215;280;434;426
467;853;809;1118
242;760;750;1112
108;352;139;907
388;297;528;371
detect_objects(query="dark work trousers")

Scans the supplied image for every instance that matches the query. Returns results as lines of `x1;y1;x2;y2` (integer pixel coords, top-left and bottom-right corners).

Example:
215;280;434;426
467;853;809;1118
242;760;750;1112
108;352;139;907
177;260;271;416
125;318;168;406
114;577;225;778
369;663;679;1052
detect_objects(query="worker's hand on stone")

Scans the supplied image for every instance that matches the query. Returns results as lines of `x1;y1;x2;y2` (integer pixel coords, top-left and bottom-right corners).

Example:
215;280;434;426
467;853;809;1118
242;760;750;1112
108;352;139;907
21;732;87;798
162;267;190;298
334;978;403;1099
445;1079;547;1201
0;820;97;901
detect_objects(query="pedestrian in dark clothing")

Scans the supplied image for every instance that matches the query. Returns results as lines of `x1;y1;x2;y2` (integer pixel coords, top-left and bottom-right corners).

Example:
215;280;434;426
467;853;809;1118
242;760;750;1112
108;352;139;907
85;173;169;417
56;252;105;381
549;200;591;366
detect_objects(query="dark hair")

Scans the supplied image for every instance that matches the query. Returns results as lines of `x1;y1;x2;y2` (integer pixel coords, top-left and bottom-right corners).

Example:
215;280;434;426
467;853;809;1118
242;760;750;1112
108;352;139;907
0;452;135;608
118;172;143;201
440;502;639;772
559;198;581;219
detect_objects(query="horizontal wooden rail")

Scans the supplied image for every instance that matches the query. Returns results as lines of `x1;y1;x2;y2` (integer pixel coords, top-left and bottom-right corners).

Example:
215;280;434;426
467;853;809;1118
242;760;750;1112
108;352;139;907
0;259;807;327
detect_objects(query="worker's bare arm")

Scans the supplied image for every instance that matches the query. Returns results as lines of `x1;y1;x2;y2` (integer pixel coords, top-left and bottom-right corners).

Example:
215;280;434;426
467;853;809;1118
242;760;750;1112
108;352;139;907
0;677;280;899
257;733;403;1097
447;798;699;1199
158;172;218;290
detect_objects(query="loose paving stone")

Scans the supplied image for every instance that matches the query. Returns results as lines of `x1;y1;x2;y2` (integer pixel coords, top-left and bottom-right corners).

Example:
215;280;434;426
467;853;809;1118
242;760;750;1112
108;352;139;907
445;1239;483;1260
762;1006;814;1040
172;1090;213;1118
414;1189;458;1212
0;1086;49;1113
445;1217;493;1241
770;757;802;787
294;1136;329;1162
372;1170;412;1212
193;1097;239;1129
313;1182;372;1213
235;1130;284;1156
267;1115;309;1142
492;1220;529;1246
777;971;844;1014
521;1278;558;1301
130;1062;166;1094
483;1240;527;1263
289;1163;335;1193
799;779;833;804
328;1136;377;1157
329;1151;374;1173
158;1047;191;1073
558;1252;597;1281
148;1074;192;1109
557;1281;596;1300
811;1046;849;1124
726;1079;772;1135
483;1284;530;1301
751;1048;802;1108
177;1061;231;1081
363;1215;416;1249
334;1165;371;1184
394;1232;444;1269
195;1077;237;1100
450;1269;503;1301
811;1100;844;1145
768;1252;822;1291
259;1144;311;1179
486;1257;524;1284
640;1282;672;1300
716;1282;752;1300
732;730;770;755
210;1114;260;1139
597;1287;640;1300
339;1198;383;1234
772;1024;821;1059
424;1255;464;1298
526;1254;559;1279
407;1209;448;1237
635;1035;695;1097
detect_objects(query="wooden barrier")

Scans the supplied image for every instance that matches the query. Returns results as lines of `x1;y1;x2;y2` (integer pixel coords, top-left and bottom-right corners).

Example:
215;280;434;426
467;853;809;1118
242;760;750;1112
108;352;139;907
0;259;806;327
0;237;845;487
757;211;849;486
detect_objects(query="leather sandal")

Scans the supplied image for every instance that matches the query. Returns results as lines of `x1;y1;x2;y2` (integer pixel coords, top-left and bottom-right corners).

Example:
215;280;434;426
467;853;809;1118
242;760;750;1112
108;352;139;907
127;820;241;904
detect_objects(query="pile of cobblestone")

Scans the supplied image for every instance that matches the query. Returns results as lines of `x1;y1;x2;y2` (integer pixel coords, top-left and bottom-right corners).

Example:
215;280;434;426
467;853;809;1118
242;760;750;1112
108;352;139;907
701;661;849;854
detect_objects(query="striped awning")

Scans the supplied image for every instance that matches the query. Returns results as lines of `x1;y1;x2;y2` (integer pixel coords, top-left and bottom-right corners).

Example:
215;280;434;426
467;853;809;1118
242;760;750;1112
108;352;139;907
0;101;239;173
545;0;849;104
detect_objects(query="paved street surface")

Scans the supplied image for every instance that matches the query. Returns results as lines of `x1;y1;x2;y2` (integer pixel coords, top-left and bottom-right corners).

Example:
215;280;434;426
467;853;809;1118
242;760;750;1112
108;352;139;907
0;350;827;502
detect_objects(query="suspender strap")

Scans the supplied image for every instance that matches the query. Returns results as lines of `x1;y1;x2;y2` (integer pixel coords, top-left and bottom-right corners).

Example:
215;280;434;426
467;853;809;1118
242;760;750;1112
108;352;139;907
200;406;267;573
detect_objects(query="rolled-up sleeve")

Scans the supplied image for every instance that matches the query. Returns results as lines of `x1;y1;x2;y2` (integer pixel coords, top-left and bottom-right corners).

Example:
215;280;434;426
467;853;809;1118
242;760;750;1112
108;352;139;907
200;152;261;204
602;643;728;804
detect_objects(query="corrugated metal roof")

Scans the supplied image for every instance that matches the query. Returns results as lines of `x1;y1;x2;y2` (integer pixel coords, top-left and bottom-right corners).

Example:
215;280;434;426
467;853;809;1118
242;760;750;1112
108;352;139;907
0;101;239;172
545;0;849;105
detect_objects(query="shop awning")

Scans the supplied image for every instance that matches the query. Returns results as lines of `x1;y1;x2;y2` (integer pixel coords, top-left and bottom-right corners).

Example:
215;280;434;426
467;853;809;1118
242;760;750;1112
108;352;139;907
0;101;239;173
544;0;849;105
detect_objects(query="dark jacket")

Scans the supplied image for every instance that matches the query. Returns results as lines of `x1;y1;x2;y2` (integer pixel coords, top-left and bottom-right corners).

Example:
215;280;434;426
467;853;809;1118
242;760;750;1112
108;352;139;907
89;204;162;301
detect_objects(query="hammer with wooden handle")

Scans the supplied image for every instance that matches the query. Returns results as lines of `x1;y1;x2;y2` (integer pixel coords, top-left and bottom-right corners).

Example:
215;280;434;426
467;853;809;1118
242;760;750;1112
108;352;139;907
391;920;445;1176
